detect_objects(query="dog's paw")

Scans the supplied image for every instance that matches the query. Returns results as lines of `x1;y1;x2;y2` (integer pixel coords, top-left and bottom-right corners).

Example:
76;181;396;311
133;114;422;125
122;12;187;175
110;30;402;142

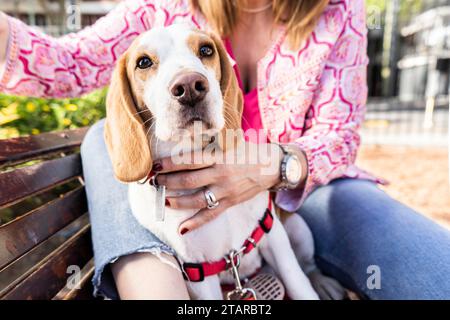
308;270;346;300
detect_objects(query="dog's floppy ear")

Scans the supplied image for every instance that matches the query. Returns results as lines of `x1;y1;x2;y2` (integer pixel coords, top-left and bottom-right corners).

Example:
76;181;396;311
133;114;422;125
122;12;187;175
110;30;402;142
104;53;152;183
210;32;243;150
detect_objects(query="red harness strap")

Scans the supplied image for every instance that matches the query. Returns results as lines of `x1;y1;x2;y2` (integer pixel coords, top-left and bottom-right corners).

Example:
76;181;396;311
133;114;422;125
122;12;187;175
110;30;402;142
182;194;274;282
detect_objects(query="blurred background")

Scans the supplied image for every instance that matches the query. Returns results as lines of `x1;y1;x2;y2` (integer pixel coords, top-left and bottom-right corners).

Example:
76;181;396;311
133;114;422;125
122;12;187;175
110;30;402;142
0;0;449;227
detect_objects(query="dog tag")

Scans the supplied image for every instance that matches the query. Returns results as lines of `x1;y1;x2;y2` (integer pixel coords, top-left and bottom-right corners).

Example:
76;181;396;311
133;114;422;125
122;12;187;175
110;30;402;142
154;184;166;221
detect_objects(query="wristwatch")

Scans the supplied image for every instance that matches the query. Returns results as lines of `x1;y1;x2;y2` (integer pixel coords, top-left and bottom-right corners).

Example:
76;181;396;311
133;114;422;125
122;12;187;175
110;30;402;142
272;144;303;190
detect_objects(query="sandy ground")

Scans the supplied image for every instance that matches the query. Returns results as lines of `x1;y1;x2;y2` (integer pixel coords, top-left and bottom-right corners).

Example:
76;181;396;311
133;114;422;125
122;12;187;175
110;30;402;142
356;145;450;229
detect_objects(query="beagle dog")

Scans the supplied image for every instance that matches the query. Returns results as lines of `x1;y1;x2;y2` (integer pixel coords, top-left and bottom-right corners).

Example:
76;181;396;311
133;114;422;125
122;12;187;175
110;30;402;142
104;24;343;300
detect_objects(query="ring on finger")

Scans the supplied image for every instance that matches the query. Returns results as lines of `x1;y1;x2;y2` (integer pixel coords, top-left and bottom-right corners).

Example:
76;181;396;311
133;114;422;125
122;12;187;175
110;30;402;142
204;189;219;209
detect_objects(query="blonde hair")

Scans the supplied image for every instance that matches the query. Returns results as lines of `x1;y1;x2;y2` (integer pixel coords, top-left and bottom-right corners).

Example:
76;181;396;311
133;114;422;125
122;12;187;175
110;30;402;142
191;0;330;49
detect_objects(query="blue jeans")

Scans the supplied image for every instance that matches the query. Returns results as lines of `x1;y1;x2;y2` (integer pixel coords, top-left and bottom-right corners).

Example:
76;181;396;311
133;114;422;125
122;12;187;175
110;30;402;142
81;120;450;300
299;178;450;299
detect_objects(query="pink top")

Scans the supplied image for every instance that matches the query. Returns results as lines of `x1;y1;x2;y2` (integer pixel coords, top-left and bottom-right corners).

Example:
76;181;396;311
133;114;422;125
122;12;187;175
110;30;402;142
224;39;265;143
0;0;384;212
241;90;260;133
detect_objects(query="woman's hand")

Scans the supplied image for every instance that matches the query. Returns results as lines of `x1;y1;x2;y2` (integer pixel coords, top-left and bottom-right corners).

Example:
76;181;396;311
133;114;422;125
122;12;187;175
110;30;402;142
154;142;285;234
0;12;10;72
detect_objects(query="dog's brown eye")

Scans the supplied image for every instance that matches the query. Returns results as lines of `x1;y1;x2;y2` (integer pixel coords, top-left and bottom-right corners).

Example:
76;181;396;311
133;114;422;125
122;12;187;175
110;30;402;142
199;45;214;57
137;56;153;69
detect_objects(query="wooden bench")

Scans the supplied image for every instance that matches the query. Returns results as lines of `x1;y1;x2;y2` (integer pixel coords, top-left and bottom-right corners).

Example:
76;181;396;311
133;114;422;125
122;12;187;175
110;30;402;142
0;128;94;300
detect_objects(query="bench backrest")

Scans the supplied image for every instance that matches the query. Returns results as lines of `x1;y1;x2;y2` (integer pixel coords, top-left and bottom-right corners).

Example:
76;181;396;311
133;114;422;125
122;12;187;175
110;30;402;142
0;128;93;300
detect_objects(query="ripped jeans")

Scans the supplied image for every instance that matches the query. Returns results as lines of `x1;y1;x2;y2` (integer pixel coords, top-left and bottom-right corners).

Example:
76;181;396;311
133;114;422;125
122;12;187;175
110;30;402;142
81;120;450;300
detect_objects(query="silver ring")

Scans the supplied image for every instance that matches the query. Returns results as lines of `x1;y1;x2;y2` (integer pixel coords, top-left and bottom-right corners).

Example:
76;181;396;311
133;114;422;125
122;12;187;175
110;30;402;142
204;189;219;209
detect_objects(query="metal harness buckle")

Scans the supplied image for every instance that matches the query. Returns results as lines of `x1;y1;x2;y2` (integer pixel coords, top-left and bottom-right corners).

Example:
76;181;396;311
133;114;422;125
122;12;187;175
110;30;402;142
225;250;257;300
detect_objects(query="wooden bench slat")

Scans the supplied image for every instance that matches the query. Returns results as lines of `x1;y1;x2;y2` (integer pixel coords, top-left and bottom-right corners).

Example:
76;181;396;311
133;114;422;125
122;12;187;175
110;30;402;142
53;258;94;300
0;214;89;296
0;128;88;167
0;187;87;270
0;128;95;300
0;153;82;208
1;225;92;300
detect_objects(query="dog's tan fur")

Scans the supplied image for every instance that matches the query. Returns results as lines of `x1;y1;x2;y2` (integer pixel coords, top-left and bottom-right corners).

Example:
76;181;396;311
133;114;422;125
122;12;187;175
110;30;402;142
104;31;242;183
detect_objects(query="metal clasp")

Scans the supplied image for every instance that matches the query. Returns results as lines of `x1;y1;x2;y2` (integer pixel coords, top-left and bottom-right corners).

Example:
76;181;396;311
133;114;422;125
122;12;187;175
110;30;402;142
225;250;257;300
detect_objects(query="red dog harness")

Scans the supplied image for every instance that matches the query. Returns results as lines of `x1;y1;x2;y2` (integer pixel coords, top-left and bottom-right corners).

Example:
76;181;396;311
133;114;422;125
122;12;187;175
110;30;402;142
182;194;274;282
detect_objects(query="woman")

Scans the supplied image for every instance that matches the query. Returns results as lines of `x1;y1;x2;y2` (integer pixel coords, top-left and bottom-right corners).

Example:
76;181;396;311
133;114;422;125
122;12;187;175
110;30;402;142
1;0;449;300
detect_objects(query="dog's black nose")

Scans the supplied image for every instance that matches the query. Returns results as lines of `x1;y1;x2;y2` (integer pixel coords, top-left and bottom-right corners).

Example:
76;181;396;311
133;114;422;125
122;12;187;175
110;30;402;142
170;72;209;106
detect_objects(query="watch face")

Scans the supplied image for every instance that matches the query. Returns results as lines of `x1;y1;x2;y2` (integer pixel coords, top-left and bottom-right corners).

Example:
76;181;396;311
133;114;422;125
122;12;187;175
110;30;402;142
285;155;302;185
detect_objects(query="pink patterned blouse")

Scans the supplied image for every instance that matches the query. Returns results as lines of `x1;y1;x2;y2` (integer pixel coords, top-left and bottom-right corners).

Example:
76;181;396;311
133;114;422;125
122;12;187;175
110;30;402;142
0;0;382;211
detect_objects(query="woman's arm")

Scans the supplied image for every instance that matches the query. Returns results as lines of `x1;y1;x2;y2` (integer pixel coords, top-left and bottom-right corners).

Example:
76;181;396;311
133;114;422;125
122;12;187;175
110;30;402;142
0;12;9;75
277;0;369;212
0;0;156;98
112;252;190;299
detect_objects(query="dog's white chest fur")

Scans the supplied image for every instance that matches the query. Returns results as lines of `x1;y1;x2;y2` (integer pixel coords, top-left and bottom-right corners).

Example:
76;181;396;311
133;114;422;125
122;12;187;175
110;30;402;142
127;137;269;281
129;176;269;280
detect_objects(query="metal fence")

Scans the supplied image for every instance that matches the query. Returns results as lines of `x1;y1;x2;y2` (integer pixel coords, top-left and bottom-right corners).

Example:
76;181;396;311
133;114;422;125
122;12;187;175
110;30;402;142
362;97;449;146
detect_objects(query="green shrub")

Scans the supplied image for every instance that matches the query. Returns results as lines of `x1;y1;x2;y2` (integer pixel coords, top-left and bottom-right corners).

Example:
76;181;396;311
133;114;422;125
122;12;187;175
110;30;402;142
0;88;107;139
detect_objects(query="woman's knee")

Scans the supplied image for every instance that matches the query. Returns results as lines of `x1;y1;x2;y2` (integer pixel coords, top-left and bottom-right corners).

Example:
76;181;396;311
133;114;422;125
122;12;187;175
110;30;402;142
80;119;106;157
111;252;190;300
80;119;113;175
80;119;117;195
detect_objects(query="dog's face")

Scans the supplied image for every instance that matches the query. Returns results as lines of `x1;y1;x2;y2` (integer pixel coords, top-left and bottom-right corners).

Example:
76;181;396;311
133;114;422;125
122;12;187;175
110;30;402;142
131;25;225;140
104;25;243;182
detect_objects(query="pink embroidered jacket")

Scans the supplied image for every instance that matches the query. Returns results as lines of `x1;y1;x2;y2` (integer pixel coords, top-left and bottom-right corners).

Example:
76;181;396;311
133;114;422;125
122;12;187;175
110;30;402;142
0;0;381;211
